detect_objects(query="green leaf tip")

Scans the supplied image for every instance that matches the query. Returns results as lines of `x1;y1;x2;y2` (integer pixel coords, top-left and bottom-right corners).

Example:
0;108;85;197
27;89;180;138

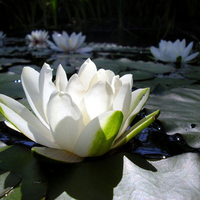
112;109;160;149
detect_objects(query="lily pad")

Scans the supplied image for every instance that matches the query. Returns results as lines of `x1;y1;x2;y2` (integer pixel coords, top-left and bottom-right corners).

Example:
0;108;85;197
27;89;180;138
120;59;176;74
0;142;48;200
0;81;25;98
134;77;196;92
0;169;21;198
146;87;200;148
0;58;31;67
119;70;155;81
0;72;20;83
93;58;127;74
9;65;40;74
114;153;200;199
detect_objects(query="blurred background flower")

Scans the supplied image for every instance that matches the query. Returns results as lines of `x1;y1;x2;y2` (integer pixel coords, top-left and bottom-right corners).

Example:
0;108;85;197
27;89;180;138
150;39;199;63
26;30;49;48
47;31;93;54
0;31;6;47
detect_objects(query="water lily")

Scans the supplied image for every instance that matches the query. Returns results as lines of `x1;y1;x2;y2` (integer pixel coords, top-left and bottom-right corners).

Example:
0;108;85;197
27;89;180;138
26;30;49;48
0;31;6;47
0;31;6;40
47;31;93;54
0;58;159;163
150;39;199;63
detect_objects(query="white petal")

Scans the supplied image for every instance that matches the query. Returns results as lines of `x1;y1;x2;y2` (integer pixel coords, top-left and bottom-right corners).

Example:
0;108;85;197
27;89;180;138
106;70;115;83
52;33;62;46
73;110;123;157
46;40;64;52
83;81;114;121
76;35;86;48
150;46;161;60
180;42;194;60
75;47;93;53
66;74;86;105
39;63;57;123
55;64;68;92
71;33;81;49
78;58;97;90
183;52;199;62
117;88;150;138
47;91;84;152
21;66;49;128
180;39;186;51
112;83;131;119
120;74;133;89
0;94;58;148
62;31;69;40
111;75;122;97
88;69;110;89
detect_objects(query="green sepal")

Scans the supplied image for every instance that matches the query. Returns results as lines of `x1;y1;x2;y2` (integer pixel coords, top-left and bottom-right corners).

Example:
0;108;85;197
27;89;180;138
111;109;160;149
88;111;123;157
176;56;182;63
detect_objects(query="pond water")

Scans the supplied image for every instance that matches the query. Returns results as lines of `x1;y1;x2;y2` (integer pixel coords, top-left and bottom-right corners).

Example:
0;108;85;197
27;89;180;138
0;37;200;160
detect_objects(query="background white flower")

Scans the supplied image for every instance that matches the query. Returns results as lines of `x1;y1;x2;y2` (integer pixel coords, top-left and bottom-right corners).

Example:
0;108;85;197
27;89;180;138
150;39;199;63
0;58;159;163
47;31;93;54
26;30;49;48
0;31;6;40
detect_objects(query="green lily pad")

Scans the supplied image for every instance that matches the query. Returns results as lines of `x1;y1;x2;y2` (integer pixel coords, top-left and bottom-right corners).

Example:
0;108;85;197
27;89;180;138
0;142;48;200
134;77;196;92
0;169;21;198
119;70;155;81
93;58;127;74
45;152;200;199
0;81;25;98
0;58;31;67
120;59;176;74
146;87;200;148
114;153;200;199
9;65;40;74
0;72;20;83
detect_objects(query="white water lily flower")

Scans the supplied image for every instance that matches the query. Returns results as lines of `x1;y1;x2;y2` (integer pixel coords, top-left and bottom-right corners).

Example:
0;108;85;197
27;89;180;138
0;31;6;40
0;31;6;47
26;30;49;48
47;31;93;54
0;58;159;163
150;39;199;63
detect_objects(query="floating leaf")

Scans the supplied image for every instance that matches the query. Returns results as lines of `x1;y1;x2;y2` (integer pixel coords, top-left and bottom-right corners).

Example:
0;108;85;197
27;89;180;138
114;153;200;199
0;169;21;198
119;70;155;81
117;59;175;74
0;142;48;200
146;87;200;148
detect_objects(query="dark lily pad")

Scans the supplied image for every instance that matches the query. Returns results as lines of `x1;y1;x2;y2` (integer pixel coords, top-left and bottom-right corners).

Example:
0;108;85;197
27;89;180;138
119;70;155;81
0;142;48;200
119;59;176;74
0;169;21;198
0;81;25;98
134;77;196;92
0;58;31;67
9;65;40;74
146;87;200;148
